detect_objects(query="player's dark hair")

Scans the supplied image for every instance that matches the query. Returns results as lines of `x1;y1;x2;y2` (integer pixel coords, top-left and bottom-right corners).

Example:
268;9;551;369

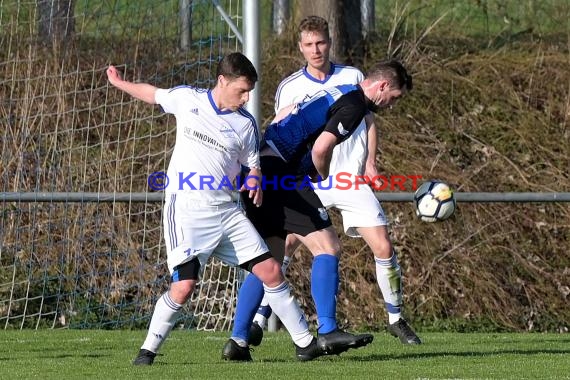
298;15;330;41
217;52;258;85
367;60;413;91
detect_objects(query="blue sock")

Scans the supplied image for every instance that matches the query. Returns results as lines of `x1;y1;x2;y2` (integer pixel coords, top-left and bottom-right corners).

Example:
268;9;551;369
231;273;264;342
311;254;339;334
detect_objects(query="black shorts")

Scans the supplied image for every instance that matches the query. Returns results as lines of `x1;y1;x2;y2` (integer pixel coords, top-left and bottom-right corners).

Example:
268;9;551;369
171;258;201;281
242;156;332;239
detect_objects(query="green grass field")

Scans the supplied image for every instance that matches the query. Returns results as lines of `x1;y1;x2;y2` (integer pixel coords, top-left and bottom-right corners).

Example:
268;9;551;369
2;330;569;379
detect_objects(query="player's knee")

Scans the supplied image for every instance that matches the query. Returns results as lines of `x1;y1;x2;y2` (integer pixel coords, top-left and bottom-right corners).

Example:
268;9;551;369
311;241;341;256
323;229;342;254
330;239;342;255
265;260;283;284
250;258;284;288
169;281;196;304
304;231;341;255
317;237;341;256
371;239;393;259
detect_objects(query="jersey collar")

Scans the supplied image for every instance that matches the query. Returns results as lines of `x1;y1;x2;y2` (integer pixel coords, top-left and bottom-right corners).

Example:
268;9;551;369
207;89;233;115
302;62;336;84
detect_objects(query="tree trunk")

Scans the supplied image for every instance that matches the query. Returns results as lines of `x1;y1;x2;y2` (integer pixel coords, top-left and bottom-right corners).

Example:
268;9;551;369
272;0;291;36
343;0;363;66
361;0;375;39
179;0;193;51
293;0;363;65
37;0;75;47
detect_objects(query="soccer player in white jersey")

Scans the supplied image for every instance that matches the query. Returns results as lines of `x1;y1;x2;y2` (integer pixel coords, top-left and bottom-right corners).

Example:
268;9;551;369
107;52;326;365
249;16;421;346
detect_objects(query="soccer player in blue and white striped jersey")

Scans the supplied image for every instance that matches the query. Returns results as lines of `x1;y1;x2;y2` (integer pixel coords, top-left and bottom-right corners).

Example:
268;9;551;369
224;20;413;360
253;16;422;346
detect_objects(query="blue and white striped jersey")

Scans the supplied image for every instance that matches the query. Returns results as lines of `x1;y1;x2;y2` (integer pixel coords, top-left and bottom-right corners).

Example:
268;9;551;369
263;83;368;173
273;63;369;177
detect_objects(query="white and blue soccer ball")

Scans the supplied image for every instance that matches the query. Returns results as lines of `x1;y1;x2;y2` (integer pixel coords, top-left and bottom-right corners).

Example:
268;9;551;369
414;180;456;222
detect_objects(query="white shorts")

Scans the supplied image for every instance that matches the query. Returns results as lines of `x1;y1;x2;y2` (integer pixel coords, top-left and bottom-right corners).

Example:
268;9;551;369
163;194;268;274
314;184;387;238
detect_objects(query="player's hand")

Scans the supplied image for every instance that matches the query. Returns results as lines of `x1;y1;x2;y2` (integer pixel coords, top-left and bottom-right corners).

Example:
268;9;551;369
239;173;263;207
106;65;123;86
364;162;382;189
249;185;263;207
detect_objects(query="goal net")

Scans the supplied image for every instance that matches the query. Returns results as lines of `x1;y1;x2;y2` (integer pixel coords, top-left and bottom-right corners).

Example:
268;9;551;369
0;0;246;330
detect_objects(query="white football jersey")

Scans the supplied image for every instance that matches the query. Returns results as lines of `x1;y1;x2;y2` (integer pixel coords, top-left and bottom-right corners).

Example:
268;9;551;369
156;86;260;204
274;63;368;178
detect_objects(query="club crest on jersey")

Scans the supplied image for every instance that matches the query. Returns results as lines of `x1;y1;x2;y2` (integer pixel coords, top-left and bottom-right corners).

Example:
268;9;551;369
317;207;329;221
337;122;349;136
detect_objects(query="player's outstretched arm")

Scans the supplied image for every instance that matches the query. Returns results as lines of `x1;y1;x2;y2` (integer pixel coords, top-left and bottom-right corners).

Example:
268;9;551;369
311;131;338;179
106;65;158;105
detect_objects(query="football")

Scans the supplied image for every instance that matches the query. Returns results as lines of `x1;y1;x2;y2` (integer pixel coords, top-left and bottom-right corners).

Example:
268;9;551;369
414;180;456;222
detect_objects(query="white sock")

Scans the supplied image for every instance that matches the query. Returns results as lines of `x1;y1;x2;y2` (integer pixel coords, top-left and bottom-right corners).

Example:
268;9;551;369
375;253;403;325
263;281;313;348
252;256;293;329
141;292;183;353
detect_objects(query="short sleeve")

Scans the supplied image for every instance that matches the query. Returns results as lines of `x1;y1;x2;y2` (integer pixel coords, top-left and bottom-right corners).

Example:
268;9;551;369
238;120;261;169
154;88;178;114
323;91;367;141
275;80;295;114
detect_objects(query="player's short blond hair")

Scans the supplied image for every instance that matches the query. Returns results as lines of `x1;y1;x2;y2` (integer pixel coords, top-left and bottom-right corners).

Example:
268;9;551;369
298;15;330;41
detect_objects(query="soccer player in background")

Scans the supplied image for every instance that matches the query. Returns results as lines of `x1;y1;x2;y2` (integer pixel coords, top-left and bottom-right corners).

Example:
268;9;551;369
107;52;324;365
222;52;413;360
249;15;421;346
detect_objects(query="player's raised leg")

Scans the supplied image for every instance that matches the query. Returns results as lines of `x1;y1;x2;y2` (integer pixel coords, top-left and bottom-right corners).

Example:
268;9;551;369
357;225;421;344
